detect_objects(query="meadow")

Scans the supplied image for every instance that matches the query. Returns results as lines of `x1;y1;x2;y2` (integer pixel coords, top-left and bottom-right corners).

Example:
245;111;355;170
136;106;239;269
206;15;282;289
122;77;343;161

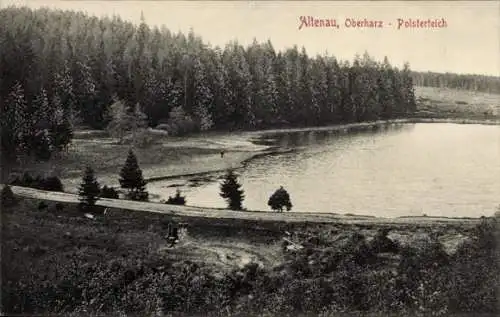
413;86;500;120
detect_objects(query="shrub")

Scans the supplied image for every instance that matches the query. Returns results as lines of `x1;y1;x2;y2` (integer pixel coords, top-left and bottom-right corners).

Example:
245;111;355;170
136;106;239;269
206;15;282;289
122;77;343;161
9;173;63;192
369;228;399;254
166;189;186;205
165;106;197;136
122;129;154;148
1;185;17;208
268;186;292;212
37;201;48;211
155;123;170;131
39;176;64;192
10;172;34;187
448;219;499;313
100;186;119;199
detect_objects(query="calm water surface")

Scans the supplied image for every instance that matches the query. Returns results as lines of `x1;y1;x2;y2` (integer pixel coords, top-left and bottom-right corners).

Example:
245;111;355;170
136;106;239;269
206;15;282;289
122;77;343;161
151;123;500;218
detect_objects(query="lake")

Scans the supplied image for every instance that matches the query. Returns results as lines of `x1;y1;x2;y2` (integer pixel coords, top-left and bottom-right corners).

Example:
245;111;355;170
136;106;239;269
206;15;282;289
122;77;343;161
149;123;500;218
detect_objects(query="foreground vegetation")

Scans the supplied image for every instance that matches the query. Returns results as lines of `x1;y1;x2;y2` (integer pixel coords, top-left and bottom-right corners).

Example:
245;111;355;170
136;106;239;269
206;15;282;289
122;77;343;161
1;195;498;316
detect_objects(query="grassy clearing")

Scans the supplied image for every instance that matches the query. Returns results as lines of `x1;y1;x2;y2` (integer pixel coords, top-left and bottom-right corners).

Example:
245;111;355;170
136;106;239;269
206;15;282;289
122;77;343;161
1;196;498;316
414;86;500;120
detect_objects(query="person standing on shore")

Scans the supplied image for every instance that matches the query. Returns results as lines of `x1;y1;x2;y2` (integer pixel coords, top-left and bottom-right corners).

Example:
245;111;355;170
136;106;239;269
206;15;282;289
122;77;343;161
220;150;225;158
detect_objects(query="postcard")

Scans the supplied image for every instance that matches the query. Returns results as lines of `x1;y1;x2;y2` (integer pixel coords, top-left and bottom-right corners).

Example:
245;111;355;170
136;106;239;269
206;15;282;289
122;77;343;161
1;1;499;316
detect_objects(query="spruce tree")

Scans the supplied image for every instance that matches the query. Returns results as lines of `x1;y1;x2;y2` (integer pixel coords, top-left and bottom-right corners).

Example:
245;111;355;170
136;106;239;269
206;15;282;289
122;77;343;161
119;149;148;201
192;57;214;131
78;166;101;211
219;169;245;210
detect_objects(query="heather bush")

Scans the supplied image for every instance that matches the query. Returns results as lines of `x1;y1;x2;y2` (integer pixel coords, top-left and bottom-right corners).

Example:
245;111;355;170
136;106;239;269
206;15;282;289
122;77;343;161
9;172;63;192
369;227;399;253
39;176;64;192
2;201;499;317
100;185;119;199
166;189;186;205
1;185;17;208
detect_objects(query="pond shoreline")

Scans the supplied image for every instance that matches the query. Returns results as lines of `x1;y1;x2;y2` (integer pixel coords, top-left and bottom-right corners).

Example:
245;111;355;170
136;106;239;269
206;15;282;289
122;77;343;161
144;118;500;217
144;117;500;184
145;147;296;183
60;117;500;217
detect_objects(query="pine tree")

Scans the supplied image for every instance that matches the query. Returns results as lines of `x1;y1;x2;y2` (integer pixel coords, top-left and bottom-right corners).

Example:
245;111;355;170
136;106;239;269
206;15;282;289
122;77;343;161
50;95;73;151
402;62;417;114
192;57;214;131
226;43;255;128
74;58;98;127
30;88;54;161
219;169;244;210
78;166;101;211
379;57;396;120
1;82;29;162
212;56;233;128
53;60;76;119
119;149;148;201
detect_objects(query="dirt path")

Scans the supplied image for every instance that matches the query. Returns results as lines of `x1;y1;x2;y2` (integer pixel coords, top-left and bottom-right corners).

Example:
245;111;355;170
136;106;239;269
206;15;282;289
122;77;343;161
157;229;282;270
9;185;482;225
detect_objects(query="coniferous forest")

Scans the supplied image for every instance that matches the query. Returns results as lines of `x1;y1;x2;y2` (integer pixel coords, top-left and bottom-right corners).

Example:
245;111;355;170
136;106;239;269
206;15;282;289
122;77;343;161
411;71;500;94
2;6;499;166
0;6;417;164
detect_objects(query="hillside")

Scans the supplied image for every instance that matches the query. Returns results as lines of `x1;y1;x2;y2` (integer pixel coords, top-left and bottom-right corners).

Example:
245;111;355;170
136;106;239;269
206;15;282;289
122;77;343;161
2;194;498;316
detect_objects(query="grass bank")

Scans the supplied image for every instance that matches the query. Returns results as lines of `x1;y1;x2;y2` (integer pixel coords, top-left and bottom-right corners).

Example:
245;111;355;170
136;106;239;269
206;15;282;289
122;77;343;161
1;196;498;316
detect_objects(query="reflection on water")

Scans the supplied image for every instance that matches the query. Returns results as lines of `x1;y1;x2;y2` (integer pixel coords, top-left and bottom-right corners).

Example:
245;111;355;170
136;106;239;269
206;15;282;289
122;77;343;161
150;123;500;218
259;123;414;148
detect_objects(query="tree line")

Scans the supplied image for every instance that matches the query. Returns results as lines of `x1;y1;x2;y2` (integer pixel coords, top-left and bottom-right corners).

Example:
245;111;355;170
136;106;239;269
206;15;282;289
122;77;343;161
411;71;500;94
1;6;417;164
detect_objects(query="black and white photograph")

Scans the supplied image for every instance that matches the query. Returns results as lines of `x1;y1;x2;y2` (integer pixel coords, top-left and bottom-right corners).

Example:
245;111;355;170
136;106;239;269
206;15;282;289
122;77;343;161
0;1;499;316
